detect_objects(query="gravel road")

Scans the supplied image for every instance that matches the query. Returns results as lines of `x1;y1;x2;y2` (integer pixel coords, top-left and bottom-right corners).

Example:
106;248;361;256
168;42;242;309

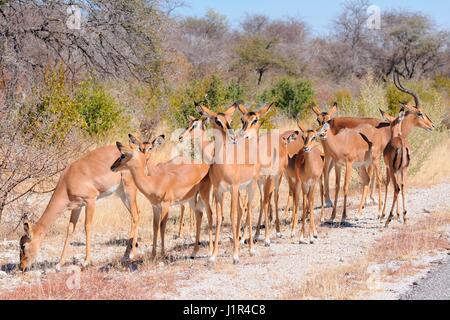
401;255;450;300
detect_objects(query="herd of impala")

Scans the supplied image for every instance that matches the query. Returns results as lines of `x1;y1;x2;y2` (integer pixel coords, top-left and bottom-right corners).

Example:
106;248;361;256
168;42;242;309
18;70;435;271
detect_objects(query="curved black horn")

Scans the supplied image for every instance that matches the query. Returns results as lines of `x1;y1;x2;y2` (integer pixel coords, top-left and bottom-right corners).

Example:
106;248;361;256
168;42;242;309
393;69;420;108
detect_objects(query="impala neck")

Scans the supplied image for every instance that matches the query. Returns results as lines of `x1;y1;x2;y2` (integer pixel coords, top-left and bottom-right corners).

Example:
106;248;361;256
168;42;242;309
400;113;416;137
33;184;71;240
127;162;157;199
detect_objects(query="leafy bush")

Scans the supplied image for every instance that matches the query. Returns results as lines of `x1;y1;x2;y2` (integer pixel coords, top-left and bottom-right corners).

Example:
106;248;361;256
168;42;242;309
260;77;314;119
75;80;126;137
22;67;82;142
167;75;247;127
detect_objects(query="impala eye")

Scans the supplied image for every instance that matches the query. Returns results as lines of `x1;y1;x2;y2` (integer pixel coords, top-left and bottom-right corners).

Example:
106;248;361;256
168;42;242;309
120;154;126;160
252;119;258;125
215;118;223;128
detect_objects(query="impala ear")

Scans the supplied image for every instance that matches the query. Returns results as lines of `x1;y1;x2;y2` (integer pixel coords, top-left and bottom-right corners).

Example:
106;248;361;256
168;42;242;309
311;105;321;116
398;111;406;122
197;105;216;118
257;103;273;117
297;119;307;134
224;104;237;117
237;103;249;115
188;115;196;122
116;141;124;152
152;134;165;149
23;220;33;240
128;134;140;147
329;103;338;116
380;109;395;123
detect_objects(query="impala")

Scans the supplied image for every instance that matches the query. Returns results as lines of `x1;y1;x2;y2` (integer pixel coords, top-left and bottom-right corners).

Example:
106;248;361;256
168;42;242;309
313;71;434;219
378;110;411;227
19;137;156;271
197;103;271;264
235;103;285;244
317;114;374;222
280;129;307;236
111;131;213;259
285;124;325;243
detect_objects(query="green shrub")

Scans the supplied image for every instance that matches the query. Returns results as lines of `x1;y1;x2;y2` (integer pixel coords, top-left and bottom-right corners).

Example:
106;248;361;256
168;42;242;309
167;75;247;127
260;77;314;119
75;80;126;137
433;75;450;97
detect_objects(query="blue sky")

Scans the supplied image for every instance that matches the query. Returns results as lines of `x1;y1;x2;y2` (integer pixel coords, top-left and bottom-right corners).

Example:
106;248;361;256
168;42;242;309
175;0;450;34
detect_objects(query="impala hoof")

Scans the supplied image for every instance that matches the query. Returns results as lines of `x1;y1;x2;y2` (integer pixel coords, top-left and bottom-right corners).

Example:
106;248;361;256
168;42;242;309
233;256;240;264
325;200;333;208
208;256;217;264
299;237;308;245
264;239;271;247
250;249;257;257
276;232;283;238
55;263;63;272
255;234;264;241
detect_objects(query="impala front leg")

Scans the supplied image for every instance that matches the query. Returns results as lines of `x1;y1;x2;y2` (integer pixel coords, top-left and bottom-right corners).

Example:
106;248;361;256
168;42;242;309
230;186;240;264
151;205;161;259
210;191;223;263
330;165;341;222
324;157;334;208
341;162;353;223
83;199;95;267
159;202;170;257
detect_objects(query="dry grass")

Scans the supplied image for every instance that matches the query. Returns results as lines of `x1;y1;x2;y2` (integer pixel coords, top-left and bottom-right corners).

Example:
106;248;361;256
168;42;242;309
285;211;450;300
409;137;450;187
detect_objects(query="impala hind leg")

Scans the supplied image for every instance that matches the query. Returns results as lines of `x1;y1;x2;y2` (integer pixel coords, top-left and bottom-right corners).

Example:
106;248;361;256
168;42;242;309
274;175;282;237
401;170;408;224
178;204;186;238
385;179;399;228
356;168;370;218
83;200;96;267
380;167;390;221
58;207;82;268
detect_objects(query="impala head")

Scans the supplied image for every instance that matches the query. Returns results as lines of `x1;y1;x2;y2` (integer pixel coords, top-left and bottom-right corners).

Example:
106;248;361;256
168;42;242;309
196;104;237;144
317;122;330;140
237;103;273;140
19;219;39;271
284;122;319;153
297;123;319;153
111;134;165;172
393;69;434;132
312;102;338;126
178;115;206;143
380;109;406;137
